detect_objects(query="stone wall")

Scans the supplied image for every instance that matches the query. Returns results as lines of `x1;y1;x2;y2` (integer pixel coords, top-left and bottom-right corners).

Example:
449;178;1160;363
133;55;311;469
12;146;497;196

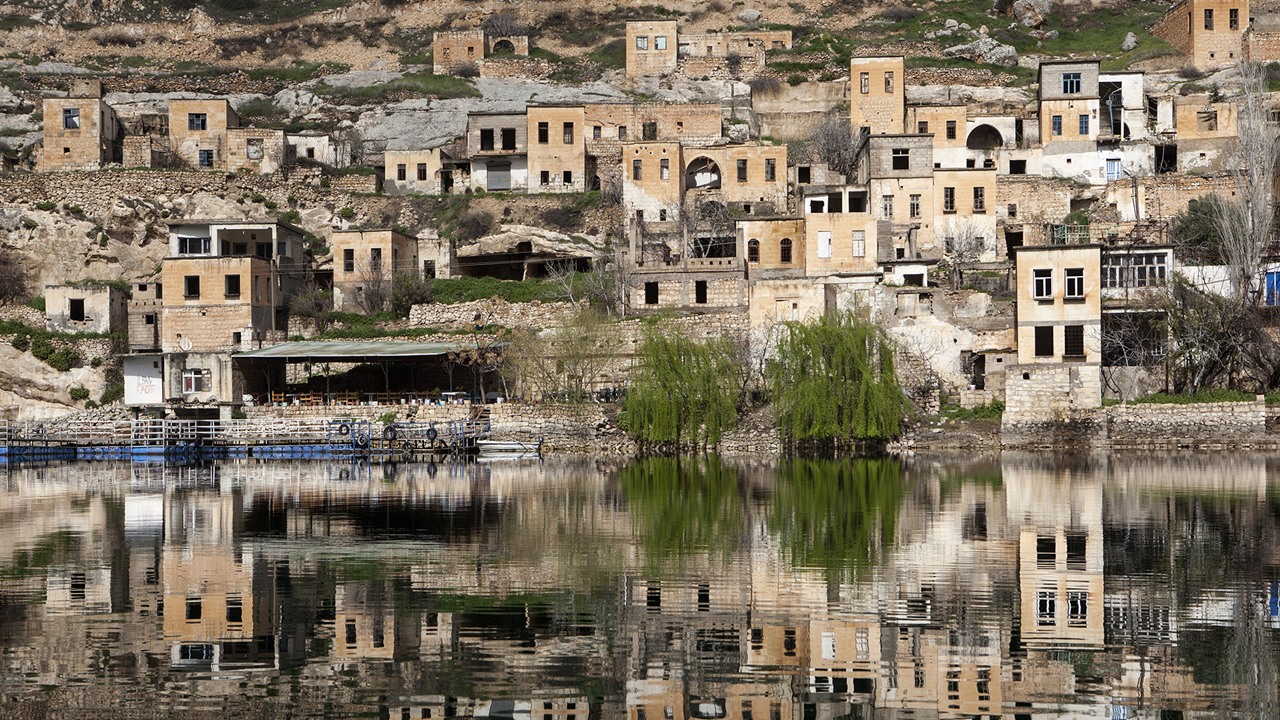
409;298;581;329
1001;364;1106;447
479;57;554;80
327;172;380;194
1107;398;1266;447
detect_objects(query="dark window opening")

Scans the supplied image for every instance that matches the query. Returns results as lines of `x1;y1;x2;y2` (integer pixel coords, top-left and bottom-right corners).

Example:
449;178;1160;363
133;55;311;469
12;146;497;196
1064;324;1085;358
797;166;811;183
224;274;240;298
69;298;85;322
1034;326;1054;357
642;121;658;140
184;276;200;299
891;148;909;170
1155;145;1177;174
501;127;516;150
780;238;792;263
644;282;659;305
1010;159;1027;175
536;122;548;144
695;280;708;304
480;129;495;151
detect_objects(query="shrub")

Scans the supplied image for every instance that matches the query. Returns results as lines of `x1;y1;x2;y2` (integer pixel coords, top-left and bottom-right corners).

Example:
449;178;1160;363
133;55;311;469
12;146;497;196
390;272;434;318
338;207;355;220
453;63;480;78
99;382;124;405
747;76;783;95
482;10;525;37
11;333;29;351
1178;65;1207;80
278;209;302;224
881;5;918;22
69;386;90;401
35;201;55;211
787;74;806;86
454;209;495;241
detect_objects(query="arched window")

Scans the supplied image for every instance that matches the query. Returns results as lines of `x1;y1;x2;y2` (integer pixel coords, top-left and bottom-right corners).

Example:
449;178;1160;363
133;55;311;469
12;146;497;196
780;238;792;264
748;239;760;263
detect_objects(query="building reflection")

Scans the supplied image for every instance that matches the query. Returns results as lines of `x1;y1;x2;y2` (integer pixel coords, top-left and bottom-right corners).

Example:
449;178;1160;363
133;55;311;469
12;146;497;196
0;454;1276;717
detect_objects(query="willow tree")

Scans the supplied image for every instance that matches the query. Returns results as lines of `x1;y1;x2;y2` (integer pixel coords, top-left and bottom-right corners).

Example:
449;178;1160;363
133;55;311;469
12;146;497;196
620;330;740;449
769;312;901;448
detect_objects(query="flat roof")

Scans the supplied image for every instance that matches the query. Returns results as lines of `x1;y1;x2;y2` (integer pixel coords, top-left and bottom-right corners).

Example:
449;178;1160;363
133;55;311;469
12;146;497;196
236;340;473;362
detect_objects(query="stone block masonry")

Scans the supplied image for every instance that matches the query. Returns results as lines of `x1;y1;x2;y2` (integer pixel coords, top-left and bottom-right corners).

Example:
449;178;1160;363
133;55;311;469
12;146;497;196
1107;398;1266;448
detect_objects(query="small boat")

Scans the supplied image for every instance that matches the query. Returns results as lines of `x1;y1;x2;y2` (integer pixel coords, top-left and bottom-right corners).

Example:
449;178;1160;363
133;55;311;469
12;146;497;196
476;439;543;456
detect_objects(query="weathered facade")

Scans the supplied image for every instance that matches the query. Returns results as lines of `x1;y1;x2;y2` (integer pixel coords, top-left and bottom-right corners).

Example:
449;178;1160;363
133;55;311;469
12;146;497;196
44;283;127;335
40;79;121;172
331;229;420;312
1152;0;1248;69
527;105;588;194
167;99;238;171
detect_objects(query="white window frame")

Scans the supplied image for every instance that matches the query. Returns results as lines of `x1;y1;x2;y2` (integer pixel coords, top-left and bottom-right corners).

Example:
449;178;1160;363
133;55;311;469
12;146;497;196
182;368;210;394
63;107;80;130
817;231;832;259
635;35;648;50
1033;268;1053;300
851;230;866;258
1065;268;1085;299
654;35;667;50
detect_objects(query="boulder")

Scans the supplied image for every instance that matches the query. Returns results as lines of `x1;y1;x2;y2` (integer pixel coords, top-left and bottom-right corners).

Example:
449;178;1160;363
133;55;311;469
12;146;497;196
737;8;762;23
1012;0;1051;28
1122;31;1139;51
943;36;1019;67
945;18;959;28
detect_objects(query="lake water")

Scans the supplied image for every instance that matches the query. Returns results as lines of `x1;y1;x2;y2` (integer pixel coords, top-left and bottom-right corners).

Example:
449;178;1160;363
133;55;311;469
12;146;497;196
1;453;1278;719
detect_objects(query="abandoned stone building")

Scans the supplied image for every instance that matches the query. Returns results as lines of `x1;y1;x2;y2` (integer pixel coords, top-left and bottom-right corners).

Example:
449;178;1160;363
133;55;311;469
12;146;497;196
39;79;121;172
1152;0;1249;69
44;283;128;335
624;20;792;78
431;28;530;75
330;229;420;312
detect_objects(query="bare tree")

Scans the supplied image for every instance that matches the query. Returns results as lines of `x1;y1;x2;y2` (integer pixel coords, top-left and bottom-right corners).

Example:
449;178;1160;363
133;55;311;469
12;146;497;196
288;281;335;334
799;114;858;180
1215;62;1278;305
505;308;612;401
1099;310;1168;401
941;218;989;288
353;256;391;314
679;200;735;259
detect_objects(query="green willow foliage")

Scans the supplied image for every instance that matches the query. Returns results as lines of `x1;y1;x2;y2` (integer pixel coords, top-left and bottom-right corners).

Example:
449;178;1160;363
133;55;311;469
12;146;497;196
618;456;745;572
620;331;740;447
769;312;902;445
770;458;904;578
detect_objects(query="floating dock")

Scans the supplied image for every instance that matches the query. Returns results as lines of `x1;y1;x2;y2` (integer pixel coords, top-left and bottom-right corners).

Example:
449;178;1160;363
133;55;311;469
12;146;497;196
0;416;491;464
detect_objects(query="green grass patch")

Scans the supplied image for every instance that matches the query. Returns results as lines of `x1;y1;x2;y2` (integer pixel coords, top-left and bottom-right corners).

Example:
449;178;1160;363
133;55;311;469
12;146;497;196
939;400;1004;420
1122;389;1257;405
245;61;349;83
312;71;479;104
587;39;627;69
432;276;566;305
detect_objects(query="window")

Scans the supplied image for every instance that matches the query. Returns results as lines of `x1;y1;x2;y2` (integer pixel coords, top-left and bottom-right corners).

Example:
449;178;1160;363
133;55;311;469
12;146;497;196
642;121;658;140
1033;268;1053;299
1062;72;1082;94
659;209;666;221
1008;203;1018;218
1079;114;1090;135
644;281;658;304
1068;592;1088;627
540;170;550;186
68;298;85;321
748;239;760;262
1204;8;1214;29
423;260;436;279
417;163;428;181
1010;159;1027;175
1064;324;1085;358
186;598;203;620
370;247;382;274
973;187;985;213
224;274;240;298
343;248;355;272
1051;115;1063;136
884;71;894;93
660;158;670;180
655;35;667;50
780;238;792;263
245;138;263;160
851;230;866;257
881;194;894;219
817;230;832;258
1197;110;1218;131
632;158;642;180
188;113;207;131
177;236;210;254
226;596;243;624
765;158;775;181
618;125;627;140
62;108;80;129
737;159;748;182
695;280;708;304
144;313;155;325
635;35;649;50
891;148;910;170
182;369;209;393
1034;325;1054;357
1230;8;1239;29
918;120;929;133
1102;252;1167;288
563;122;574;144
797;165;811;183
563;170;573;184
946;120;957;140
1065;268;1085;298
1037;590;1056;625
536;122;548;144
396;163;406;181
1106;158;1122;181
943;186;956;213
909;194;921;218
592;125;602;140
198;150;214;168
183;276;200;298
498;127;515;150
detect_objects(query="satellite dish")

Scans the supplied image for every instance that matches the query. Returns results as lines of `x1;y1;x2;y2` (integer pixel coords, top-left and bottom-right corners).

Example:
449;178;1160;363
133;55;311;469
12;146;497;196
178;336;193;352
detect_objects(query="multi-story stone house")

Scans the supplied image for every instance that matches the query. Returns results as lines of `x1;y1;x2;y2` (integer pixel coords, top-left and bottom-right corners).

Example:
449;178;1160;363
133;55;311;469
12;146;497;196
465;112;528;192
527;105;588;194
624;20;791;78
1153;0;1249;69
330;229;420;312
165;99;292;172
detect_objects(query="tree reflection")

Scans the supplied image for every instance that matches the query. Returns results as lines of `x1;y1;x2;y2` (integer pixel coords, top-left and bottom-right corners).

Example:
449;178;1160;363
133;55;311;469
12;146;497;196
619;456;745;571
769;458;904;579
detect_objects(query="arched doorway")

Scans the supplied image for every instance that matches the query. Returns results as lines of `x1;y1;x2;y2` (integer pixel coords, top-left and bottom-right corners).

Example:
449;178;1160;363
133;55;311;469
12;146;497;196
684;157;722;189
492;39;516;54
966;124;1004;150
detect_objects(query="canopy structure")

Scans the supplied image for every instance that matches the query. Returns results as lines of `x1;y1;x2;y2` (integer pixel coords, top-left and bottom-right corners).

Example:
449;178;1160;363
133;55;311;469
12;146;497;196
236;340;471;363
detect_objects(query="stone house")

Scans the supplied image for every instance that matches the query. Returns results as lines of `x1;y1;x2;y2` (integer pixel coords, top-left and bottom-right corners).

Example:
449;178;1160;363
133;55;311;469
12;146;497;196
330;229;419;312
286;131;352;168
623;20;791;78
625;21;680;77
850;56;906;136
1152;0;1248;69
432;29;529;75
44;282;127;335
384;147;451;195
39;79;121;172
226;127;293;174
465;112;528;192
167;99;238;171
1038;60;1103;182
127;281;164;353
527;105;588;194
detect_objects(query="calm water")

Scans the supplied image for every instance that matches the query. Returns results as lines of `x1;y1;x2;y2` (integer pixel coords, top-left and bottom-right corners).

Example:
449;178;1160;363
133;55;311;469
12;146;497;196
1;454;1278;719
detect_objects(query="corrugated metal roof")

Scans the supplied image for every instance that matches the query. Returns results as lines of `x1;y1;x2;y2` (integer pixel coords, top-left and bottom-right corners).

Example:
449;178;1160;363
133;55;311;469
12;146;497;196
236;341;470;361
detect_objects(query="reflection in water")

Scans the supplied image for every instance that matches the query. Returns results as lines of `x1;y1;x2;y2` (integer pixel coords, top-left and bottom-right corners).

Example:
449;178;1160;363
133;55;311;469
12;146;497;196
1;454;1279;718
